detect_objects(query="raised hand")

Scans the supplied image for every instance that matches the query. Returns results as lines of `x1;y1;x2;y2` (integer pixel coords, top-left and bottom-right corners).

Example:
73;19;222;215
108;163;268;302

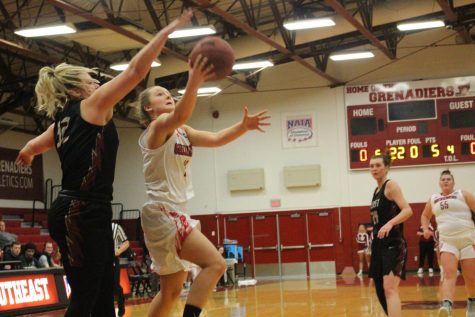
165;8;193;34
188;54;216;85
241;107;271;132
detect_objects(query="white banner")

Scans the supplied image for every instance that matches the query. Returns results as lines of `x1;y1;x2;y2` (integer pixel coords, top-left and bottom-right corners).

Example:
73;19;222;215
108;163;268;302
281;111;317;148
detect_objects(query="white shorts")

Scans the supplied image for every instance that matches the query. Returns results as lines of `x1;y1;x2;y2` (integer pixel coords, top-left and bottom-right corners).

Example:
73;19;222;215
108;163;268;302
141;201;200;275
439;231;475;260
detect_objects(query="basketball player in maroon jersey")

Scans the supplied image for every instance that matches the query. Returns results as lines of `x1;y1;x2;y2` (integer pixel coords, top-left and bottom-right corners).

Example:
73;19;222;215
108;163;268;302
15;10;194;317
369;154;413;317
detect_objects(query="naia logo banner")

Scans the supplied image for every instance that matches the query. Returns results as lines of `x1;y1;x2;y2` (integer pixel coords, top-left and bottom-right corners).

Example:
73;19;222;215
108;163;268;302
282;111;317;148
0;147;44;201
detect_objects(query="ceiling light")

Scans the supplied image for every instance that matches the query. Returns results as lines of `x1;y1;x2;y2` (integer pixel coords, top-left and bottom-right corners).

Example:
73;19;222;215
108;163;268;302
14;24;76;37
178;87;222;96
283;18;335;31
110;60;161;71
233;61;274;70
168;26;216;39
329;52;375;61
397;20;445;31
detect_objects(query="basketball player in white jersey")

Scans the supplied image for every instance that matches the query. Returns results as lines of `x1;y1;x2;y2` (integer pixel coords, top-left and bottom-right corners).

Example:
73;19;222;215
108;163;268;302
137;67;270;316
421;170;475;317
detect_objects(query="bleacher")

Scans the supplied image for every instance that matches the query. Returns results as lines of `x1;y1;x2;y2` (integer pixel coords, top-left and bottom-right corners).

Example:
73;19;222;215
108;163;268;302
3;212;144;265
2;179;145;264
129;240;144;263
2;215;55;252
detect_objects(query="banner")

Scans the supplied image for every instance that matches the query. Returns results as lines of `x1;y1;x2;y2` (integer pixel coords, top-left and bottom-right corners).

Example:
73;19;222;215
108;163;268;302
281;111;317;148
0;274;59;310
0;147;44;200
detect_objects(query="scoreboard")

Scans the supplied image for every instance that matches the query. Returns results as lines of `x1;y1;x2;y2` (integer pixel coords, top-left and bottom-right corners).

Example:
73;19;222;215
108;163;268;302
346;77;475;169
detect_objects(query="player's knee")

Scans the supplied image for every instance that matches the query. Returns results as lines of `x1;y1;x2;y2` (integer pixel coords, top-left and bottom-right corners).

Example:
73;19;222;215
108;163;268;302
383;284;398;297
463;272;475;285
213;257;227;276
444;266;458;279
161;284;182;300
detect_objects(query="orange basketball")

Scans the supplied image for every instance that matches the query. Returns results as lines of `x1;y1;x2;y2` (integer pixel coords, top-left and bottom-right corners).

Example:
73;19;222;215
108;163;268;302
189;36;235;81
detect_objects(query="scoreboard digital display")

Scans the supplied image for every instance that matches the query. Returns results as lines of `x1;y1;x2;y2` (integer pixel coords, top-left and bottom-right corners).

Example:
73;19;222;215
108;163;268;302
346;77;475;169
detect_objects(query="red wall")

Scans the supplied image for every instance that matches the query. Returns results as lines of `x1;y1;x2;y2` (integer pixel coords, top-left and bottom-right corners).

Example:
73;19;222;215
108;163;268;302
192;202;433;274
2;203;435;274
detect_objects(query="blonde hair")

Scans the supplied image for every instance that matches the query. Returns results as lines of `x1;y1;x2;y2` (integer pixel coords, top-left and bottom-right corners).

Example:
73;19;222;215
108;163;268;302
35;63;94;118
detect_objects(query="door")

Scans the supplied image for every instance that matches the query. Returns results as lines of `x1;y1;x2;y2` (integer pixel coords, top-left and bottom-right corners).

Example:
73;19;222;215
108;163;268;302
224;215;253;276
252;214;279;278
307;210;337;277
278;212;308;277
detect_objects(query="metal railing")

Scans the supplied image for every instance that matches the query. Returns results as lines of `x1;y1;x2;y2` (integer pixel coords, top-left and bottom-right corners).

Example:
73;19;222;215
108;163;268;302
31;179;142;240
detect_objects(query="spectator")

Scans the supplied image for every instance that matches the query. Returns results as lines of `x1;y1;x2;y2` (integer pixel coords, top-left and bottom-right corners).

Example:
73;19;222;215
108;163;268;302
20;243;40;269
3;241;22;267
356;224;371;277
217;246;226;287
0;220;18;250
53;249;62;267
416;224;435;275
38;242;60;268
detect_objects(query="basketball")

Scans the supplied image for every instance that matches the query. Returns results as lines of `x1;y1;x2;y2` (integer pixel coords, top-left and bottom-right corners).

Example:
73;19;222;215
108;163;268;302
189;36;235;81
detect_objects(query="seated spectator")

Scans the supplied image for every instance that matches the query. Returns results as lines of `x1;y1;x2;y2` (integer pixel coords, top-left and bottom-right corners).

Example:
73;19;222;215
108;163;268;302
0;220;18;250
38;242;60;268
3;241;22;270
53;249;62;267
20;242;40;269
217;246;226;287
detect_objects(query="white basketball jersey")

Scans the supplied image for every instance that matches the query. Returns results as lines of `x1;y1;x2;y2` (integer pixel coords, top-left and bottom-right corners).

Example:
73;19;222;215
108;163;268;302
431;189;473;237
139;127;194;205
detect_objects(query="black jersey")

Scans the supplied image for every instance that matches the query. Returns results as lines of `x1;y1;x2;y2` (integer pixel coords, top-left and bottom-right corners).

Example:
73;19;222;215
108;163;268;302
54;100;118;199
370;179;403;239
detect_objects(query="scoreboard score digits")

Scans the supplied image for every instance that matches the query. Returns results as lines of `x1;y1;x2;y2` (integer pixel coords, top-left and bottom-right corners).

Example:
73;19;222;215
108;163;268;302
346;77;475;169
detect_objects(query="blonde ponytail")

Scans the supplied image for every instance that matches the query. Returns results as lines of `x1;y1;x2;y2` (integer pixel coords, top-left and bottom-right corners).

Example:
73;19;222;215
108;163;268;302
35;63;94;118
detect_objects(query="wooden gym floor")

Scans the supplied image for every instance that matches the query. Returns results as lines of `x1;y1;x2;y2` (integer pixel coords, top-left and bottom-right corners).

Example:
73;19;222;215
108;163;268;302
26;273;471;317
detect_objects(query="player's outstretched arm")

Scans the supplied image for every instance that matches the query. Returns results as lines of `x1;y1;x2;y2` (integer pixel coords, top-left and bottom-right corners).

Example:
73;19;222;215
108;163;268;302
146;55;215;149
186;106;271;147
83;9;193;122
16;124;55;166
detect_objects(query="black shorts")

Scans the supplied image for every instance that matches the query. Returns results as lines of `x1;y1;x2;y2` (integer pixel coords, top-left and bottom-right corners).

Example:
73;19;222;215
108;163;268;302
48;194;115;317
369;237;407;280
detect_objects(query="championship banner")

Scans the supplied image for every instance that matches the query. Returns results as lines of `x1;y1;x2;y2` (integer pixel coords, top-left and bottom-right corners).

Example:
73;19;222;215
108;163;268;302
281;111;318;148
0;274;59;311
345;76;475;169
0;147;44;200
